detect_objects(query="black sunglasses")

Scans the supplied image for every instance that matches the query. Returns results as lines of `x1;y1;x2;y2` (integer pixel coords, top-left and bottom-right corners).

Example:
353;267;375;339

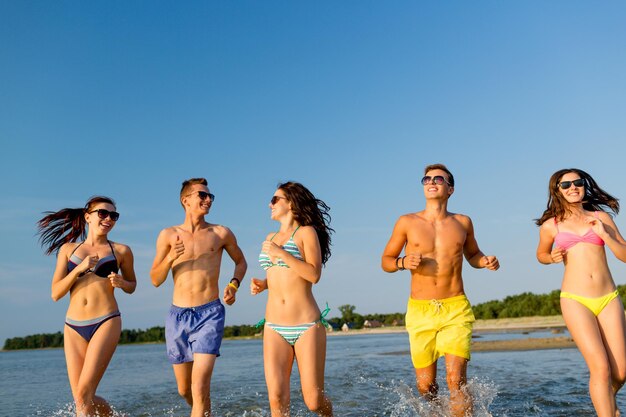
559;179;585;190
421;175;451;186
89;209;120;221
186;191;215;201
270;196;286;205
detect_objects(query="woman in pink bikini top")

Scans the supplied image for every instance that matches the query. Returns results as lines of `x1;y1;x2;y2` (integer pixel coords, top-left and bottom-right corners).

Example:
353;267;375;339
536;168;626;417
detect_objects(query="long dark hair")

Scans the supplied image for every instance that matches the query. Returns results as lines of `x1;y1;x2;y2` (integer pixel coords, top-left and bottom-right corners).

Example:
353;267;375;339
278;181;334;265
535;168;619;226
37;196;116;255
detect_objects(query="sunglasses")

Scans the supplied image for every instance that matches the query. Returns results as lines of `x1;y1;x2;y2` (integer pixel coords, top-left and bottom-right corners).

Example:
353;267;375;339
89;209;120;221
559;179;585;190
186;191;215;201
270;196;286;205
421;175;451;186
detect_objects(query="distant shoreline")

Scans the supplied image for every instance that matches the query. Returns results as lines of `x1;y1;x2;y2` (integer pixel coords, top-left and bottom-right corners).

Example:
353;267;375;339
3;315;574;352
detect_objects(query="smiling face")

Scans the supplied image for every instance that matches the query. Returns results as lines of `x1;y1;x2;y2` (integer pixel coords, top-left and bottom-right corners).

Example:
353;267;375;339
423;168;454;200
269;189;290;220
182;183;213;215
557;172;585;204
85;202;117;236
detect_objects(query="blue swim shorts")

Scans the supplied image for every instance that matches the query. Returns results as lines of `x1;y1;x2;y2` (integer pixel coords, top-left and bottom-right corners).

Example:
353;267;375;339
165;299;225;364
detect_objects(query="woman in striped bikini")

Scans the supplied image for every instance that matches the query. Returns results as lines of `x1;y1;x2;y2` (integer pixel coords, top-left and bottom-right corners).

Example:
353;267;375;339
251;181;334;417
536;169;626;417
37;196;137;416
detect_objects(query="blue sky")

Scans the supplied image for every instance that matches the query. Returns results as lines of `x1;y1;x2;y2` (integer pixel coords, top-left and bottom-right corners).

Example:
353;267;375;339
1;1;626;345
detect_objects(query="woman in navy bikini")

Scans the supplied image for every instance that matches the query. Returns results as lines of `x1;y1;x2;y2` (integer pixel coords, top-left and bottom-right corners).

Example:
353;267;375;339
536;169;626;417
37;196;136;416
251;181;334;417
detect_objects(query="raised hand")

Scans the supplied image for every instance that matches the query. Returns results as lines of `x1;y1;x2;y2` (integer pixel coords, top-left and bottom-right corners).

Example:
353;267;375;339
168;235;185;262
108;272;125;288
403;253;423;270
483;255;500;270
550;247;566;263
250;278;268;295
79;254;99;275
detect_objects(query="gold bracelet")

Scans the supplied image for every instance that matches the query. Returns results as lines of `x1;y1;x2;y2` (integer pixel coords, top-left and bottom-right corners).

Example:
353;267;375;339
228;282;239;291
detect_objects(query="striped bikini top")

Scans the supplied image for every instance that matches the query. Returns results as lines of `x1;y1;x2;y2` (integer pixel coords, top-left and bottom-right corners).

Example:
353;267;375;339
258;227;303;270
554;212;605;251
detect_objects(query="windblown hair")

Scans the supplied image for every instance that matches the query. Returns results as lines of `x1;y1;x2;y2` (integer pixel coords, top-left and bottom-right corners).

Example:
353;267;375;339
424;163;455;187
535;168;619;226
278;181;334;265
37;196;116;255
180;177;208;208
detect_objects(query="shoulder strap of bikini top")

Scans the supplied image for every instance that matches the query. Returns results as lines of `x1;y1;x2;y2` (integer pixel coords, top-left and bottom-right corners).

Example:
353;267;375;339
553;218;559;232
594;211;600;219
107;240;118;262
290;225;301;238
68;241;84;256
269;231;280;242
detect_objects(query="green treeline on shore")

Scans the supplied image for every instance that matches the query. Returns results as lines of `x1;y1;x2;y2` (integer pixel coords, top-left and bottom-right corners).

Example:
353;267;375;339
6;285;626;350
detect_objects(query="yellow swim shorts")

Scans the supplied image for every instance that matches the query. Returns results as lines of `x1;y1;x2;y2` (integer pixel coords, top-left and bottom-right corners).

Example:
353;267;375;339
405;294;475;369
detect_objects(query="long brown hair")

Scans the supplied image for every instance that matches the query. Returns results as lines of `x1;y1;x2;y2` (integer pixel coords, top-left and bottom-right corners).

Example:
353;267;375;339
37;196;116;255
278;181;334;265
535;168;619;226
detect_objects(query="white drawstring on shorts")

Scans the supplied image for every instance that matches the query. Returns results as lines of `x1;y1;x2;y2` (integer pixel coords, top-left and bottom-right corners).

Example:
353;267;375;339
430;299;444;313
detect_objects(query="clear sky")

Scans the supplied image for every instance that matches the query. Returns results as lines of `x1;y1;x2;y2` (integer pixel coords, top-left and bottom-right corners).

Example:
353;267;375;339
1;1;626;345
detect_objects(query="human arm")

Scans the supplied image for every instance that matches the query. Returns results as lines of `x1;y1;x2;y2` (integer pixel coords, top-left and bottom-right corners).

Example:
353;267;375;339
109;243;137;294
149;229;185;287
222;228;247;305
588;212;626;262
463;217;500;270
381;216;421;272
536;221;565;264
51;243;98;301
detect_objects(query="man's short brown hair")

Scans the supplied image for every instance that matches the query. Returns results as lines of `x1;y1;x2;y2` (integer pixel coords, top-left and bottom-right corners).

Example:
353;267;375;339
180;178;208;207
424;164;454;187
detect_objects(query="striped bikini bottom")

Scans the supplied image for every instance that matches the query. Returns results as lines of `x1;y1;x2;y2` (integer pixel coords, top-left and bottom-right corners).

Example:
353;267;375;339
257;304;331;346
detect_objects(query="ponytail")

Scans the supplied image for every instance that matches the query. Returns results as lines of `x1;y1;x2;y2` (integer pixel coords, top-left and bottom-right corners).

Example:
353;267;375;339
37;196;116;255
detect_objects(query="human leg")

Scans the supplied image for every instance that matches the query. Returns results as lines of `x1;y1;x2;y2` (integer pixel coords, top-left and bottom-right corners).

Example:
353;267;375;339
597;296;626;413
172;362;194;406
167;299;225;412
71;316;120;416
434;295;474;416
414;362;439;400
445;354;470;417
562;297;615;417
264;324;296;416
189;353;217;417
294;323;333;416
405;298;441;398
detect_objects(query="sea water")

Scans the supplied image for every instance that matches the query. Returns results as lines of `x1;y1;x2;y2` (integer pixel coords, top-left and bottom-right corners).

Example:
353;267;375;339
0;331;615;416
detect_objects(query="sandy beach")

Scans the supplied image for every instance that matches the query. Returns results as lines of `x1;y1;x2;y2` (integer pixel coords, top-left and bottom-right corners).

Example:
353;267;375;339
328;315;575;352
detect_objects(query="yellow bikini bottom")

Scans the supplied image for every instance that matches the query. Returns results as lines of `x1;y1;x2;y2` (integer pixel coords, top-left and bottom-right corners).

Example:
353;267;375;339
560;290;619;316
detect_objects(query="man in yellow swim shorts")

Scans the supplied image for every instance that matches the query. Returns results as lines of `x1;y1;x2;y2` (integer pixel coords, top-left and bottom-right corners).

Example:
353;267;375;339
381;163;500;417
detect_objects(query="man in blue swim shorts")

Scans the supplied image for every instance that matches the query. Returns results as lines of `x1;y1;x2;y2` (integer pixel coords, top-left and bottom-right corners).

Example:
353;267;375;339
381;164;500;417
151;178;247;417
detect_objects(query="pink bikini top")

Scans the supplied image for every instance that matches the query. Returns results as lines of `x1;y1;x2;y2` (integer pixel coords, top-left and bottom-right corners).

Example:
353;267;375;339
554;212;605;251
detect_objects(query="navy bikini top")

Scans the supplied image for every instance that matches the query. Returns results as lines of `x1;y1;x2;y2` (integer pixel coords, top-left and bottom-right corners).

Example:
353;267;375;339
67;241;119;278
